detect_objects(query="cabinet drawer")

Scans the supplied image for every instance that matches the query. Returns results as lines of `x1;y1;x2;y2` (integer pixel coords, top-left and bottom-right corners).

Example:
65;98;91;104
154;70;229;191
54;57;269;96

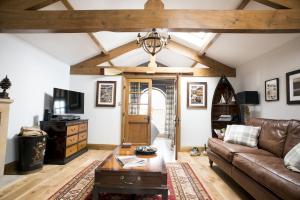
67;125;78;136
78;123;88;132
66;145;78;157
78;140;87;151
78;132;87;141
66;134;78;147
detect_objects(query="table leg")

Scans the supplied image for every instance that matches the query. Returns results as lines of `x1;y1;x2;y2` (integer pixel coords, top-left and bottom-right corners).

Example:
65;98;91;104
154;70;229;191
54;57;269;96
162;190;168;200
92;186;99;200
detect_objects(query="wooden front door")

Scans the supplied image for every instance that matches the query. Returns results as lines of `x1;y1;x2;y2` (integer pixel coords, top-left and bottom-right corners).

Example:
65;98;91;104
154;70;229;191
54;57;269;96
124;78;152;145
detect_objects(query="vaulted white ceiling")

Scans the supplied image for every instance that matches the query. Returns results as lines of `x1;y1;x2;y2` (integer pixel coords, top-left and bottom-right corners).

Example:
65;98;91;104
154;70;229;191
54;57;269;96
13;0;300;68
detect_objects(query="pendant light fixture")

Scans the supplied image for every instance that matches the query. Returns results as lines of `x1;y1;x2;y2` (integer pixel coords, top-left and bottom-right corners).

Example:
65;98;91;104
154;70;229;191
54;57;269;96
137;28;171;56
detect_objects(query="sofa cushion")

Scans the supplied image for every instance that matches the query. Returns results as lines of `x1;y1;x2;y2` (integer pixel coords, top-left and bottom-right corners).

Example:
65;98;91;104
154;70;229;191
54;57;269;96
284;120;300;156
284;143;300;173
258;119;289;158
208;138;273;162
246;118;265;127
224;125;261;147
233;153;300;200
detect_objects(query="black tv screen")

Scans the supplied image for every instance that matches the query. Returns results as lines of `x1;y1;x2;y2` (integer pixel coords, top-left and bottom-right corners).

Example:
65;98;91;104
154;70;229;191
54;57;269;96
53;88;84;115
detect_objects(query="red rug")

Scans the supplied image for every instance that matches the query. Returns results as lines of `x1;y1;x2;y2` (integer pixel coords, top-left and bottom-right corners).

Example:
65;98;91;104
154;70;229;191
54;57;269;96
48;160;212;200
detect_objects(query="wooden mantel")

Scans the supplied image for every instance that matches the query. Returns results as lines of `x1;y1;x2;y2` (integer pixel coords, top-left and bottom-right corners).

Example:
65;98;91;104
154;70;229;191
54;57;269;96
0;98;13;175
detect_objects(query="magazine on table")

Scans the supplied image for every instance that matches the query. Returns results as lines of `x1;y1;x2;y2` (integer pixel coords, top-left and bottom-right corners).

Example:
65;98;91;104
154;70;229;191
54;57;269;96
116;155;147;168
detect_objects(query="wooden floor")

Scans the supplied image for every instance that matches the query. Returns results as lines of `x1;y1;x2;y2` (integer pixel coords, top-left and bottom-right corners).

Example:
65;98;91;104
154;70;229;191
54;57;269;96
0;150;253;200
152;137;175;162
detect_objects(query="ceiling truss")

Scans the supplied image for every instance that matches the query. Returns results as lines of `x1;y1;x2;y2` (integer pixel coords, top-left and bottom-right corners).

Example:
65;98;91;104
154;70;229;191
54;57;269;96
1;0;299;77
70;40;236;77
0;0;60;10
0;9;299;33
200;0;251;56
61;0;108;55
253;0;300;9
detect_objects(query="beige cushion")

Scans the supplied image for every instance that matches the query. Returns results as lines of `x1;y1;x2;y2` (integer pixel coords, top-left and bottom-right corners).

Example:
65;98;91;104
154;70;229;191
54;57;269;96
284;143;300;173
224;125;261;147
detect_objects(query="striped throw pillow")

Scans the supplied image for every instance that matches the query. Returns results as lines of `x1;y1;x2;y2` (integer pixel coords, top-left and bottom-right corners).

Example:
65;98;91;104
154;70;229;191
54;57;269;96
284;143;300;173
224;125;261;147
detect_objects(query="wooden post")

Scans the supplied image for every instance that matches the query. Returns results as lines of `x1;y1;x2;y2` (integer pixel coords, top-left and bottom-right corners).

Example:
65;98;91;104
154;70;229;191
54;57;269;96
0;98;13;175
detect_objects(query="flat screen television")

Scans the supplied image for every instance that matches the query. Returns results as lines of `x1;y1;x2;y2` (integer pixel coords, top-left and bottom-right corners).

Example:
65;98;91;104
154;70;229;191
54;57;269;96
53;88;84;115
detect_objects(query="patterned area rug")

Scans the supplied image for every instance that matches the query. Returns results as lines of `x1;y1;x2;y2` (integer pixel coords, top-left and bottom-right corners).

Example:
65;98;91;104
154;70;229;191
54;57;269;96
48;160;212;200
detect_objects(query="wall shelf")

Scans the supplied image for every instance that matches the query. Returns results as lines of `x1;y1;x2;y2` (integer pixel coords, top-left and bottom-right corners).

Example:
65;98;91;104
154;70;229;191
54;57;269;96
211;77;241;138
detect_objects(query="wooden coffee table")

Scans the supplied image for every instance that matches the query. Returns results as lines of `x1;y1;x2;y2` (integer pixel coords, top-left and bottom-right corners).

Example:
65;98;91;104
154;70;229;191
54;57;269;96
93;146;168;200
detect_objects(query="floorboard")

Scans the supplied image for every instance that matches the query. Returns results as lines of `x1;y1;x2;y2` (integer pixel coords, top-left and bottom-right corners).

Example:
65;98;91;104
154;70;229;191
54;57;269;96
0;150;253;200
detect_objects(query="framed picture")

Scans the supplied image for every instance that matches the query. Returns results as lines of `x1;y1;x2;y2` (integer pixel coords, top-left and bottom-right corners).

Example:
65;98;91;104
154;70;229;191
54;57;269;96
96;81;116;107
187;82;207;108
286;69;300;105
265;78;279;101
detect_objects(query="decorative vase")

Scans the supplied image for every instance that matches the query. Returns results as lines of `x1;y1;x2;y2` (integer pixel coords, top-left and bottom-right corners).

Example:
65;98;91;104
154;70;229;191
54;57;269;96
0;76;12;99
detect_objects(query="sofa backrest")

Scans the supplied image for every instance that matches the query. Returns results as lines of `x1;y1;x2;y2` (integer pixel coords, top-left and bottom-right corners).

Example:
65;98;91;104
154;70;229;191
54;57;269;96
247;118;289;157
283;120;300;156
247;118;265;127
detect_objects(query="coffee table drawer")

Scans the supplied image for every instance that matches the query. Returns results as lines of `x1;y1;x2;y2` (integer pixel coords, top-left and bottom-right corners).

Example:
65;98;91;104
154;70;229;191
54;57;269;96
95;173;166;187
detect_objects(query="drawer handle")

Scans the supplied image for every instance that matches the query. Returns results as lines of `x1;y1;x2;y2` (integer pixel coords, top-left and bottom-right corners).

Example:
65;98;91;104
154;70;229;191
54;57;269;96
120;176;140;185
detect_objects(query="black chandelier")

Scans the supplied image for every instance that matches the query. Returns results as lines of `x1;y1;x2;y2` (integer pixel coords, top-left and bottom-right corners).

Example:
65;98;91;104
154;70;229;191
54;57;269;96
137;28;171;56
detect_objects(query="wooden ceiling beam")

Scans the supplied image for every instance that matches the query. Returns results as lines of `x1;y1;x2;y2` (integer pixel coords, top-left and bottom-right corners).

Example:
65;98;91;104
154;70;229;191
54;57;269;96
71;66;235;77
87;33;108;54
0;0;60;10
253;0;300;9
61;0;108;55
108;67;194;75
71;39;235;76
1;9;300;33
109;66;234;77
190;62;198;68
144;0;164;10
71;66;104;75
167;41;235;76
200;0;251;55
71;41;137;69
108;61;114;66
237;0;252;9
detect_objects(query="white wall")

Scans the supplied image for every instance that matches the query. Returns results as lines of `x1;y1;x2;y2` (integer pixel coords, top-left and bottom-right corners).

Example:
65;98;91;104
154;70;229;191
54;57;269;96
180;77;237;147
0;34;70;164
70;75;122;145
236;36;300;120
69;75;238;148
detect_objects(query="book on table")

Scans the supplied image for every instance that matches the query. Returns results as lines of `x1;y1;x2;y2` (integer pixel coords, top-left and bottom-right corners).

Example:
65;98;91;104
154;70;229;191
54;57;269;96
116;155;147;168
217;115;232;121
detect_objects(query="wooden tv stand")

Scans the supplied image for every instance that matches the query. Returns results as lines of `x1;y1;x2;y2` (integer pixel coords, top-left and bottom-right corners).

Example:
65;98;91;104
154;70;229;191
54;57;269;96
40;119;88;164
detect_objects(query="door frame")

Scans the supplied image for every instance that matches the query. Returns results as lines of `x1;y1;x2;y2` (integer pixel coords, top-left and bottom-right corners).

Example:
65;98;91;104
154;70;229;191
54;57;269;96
121;74;181;159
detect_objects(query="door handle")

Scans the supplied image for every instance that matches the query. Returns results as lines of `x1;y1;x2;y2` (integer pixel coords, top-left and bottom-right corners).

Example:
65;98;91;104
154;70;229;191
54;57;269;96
174;117;180;124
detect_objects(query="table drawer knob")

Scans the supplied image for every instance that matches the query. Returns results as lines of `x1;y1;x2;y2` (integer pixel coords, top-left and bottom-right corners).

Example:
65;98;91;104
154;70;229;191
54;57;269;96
120;176;140;185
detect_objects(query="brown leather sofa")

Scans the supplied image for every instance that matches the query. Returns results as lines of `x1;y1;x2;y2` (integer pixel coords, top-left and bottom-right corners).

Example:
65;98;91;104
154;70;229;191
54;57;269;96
207;118;300;200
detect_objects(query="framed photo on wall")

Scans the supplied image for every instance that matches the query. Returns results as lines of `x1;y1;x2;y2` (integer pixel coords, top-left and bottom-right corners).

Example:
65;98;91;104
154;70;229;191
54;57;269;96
96;81;116;107
187;82;207;108
265;78;279;101
286;69;300;105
